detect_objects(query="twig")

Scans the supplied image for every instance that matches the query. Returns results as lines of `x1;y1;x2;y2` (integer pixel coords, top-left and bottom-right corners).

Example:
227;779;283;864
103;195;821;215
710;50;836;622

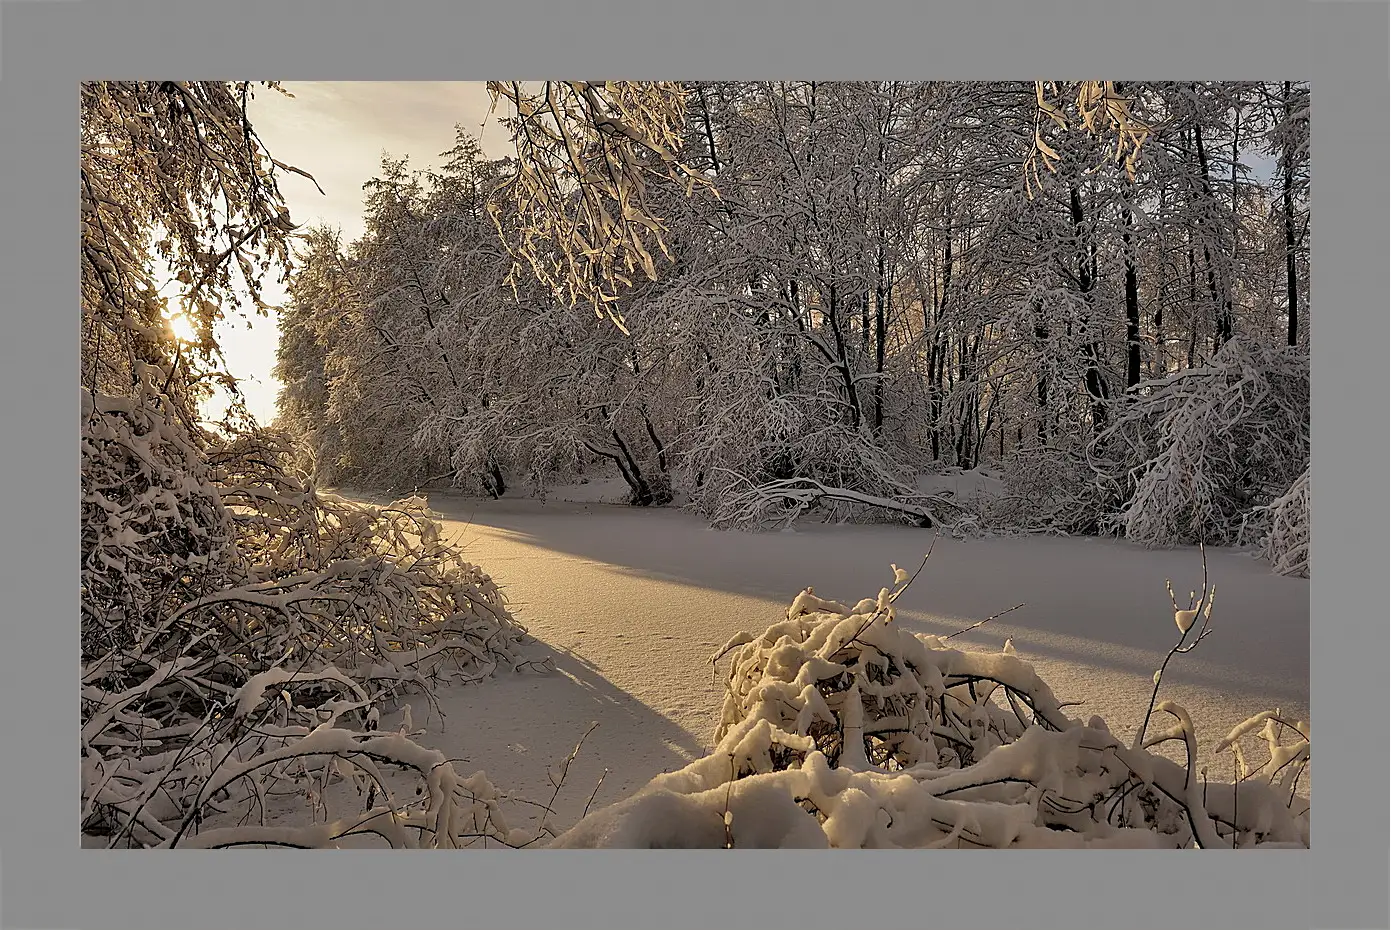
582;768;610;820
722;753;736;849
843;541;941;649
529;721;600;844
944;604;1025;641
888;534;939;605
1133;542;1214;751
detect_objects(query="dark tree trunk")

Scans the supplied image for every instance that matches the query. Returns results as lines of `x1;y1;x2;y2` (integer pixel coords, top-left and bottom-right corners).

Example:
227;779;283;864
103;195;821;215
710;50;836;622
825;281;863;431
873;241;887;435
1282;81;1300;347
642;413;668;475
696;83;721;173
872;104;890;436
588;406;657;507
1069;185;1110;431
1114;81;1143;387
1186;238;1199;369
860;291;871;352
612;429;654;506
931;212;953;459
786;279;804;388
1193;120;1233;348
1121;179;1143;388
484;458;506;499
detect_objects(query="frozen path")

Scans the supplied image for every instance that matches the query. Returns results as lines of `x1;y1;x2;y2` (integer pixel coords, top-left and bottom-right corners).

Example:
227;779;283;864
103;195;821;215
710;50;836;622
386;494;1310;832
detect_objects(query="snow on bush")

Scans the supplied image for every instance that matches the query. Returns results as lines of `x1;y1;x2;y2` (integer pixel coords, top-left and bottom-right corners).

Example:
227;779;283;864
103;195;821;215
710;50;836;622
208;430;533;683
81;386;240;658
1241;466;1310;578
985;444;1112;536
692;405;971;532
1093;339;1309;548
82;390;539;848
552;564;1309;849
710;473;967;533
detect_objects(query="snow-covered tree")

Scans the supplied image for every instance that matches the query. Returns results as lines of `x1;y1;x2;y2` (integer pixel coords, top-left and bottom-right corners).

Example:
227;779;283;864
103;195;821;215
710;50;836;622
82;81;298;411
81;83;534;849
277;81;1310;571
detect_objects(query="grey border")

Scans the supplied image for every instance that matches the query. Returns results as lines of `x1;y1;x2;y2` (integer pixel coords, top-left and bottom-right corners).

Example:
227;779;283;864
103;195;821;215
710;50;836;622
2;0;1384;928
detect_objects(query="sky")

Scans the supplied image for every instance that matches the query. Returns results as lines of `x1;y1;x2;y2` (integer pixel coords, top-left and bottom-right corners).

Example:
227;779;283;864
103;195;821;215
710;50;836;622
209;81;513;424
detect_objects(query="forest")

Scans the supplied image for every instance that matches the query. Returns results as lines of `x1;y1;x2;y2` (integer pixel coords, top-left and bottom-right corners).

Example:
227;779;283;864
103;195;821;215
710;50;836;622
275;81;1309;556
80;81;1310;851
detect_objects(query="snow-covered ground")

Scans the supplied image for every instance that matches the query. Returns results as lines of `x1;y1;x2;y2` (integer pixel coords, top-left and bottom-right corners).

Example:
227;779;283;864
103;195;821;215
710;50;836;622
360;491;1310;836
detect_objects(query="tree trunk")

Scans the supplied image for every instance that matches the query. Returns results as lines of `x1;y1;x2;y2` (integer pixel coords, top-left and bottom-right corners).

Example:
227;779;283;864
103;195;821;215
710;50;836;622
1112;80;1143;389
872;100;891;436
860;291;871;352
1120;177;1143;388
825;281;863;431
1070;184;1110;431
1193;119;1233;348
1282;81;1299;347
1186;236;1199;369
642;413;668;475
932;212;954;460
695;83;721;173
873;240;887;435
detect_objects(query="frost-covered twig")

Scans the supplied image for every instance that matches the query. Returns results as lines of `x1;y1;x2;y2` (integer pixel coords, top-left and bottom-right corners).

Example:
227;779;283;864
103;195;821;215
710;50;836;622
944;603;1025;641
1133;543;1216;751
523;722;600;845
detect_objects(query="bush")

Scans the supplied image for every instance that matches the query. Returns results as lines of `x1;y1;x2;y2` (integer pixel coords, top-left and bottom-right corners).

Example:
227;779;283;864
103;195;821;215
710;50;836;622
1242;466;1310;578
552;566;1310;849
81;392;541;848
1093;339;1309;548
82;387;241;658
985;444;1112;536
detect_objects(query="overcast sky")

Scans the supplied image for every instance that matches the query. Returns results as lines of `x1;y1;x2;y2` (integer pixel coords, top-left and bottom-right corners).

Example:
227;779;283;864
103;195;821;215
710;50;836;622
212;81;511;424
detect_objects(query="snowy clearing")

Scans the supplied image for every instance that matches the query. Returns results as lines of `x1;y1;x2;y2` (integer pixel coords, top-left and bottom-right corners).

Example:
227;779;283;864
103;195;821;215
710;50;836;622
357;492;1310;835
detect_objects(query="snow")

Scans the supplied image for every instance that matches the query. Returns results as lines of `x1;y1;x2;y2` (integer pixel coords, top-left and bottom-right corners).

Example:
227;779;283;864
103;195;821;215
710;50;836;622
547;475;637;504
915;468;1005;506
340;490;1309;836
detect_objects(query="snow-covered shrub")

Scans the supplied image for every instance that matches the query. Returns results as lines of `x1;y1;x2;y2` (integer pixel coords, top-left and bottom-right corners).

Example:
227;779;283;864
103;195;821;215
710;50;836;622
552;568;1309;849
985;444;1113;536
82;406;539;847
1241;465;1310;578
205;429;535;684
81;386;240;657
709;473;966;533
79;82;545;849
686;381;968;533
1094;339;1309;547
84;691;531;849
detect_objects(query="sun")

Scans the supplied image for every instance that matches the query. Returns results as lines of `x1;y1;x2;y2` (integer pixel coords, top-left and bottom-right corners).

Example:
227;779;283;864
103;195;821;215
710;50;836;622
166;312;198;344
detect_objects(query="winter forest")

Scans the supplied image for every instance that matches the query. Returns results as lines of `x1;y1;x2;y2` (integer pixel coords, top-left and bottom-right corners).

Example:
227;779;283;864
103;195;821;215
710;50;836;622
81;81;1310;851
